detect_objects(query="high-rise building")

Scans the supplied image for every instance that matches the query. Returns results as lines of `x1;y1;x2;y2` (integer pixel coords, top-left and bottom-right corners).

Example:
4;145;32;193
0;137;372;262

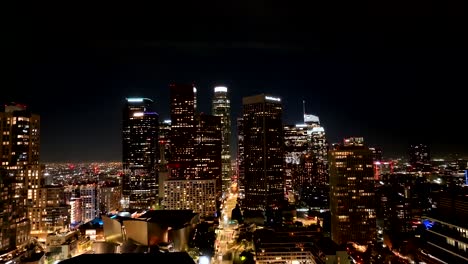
212;86;232;192
0;103;42;248
166;84;221;216
283;124;308;201
122;97;159;210
194;113;222;193
236;117;245;198
242;94;284;211
329;137;376;245
98;183;121;215
37;186;70;232
168;84;196;179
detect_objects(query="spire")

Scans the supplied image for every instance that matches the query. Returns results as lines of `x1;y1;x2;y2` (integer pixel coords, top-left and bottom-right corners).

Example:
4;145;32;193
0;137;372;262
303;100;306;122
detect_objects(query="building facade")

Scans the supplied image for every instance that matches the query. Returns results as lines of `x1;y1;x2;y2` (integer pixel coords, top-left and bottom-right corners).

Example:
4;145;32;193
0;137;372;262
163;179;217;217
168;84;197;179
122;97;159;210
242;94;284;211
212;86;232;192
0;103;41;248
329;137;376;245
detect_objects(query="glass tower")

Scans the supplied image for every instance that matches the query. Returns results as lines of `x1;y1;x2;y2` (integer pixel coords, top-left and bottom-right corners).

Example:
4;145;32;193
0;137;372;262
212;86;232;192
242;94;284;211
122;97;159;210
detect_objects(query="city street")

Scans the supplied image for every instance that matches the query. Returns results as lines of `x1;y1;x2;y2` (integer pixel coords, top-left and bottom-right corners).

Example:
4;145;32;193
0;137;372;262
213;190;239;264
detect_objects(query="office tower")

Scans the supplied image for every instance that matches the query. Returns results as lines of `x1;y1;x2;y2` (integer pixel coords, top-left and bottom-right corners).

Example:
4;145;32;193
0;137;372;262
158;120;172;169
302;105;328;187
36;186;69;232
212;86;232;192
409;143;430;171
194;113;222;192
376;174;416;236
166;84;221;216
329;137;376;245
1;103;42;248
283;124;308;201
158;120;171;205
168;84;196;179
122;97;159;210
242;94;284;211
236;117;245;198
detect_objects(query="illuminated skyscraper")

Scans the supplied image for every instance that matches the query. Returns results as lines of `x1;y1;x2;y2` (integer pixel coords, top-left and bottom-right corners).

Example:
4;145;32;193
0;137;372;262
283;124;308;202
0;103;41;249
168;84;196;179
329;137;376;245
236;117;245;198
194;113;222;192
242;94;284;211
212;86;232;191
122;97;159;210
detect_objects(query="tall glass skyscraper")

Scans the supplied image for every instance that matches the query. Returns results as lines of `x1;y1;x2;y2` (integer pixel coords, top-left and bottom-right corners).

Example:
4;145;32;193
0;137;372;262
168;83;196;179
212;86;232;191
122;97;159;210
242;94;284;211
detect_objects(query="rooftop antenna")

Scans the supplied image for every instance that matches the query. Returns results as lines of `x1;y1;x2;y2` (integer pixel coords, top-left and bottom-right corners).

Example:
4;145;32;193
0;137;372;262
302;100;306;122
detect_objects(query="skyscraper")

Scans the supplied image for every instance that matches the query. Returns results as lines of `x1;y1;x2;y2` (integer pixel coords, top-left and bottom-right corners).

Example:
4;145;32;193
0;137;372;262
0;103;41;249
168;84;196;179
329;137;376;245
242;94;284;211
194;113;222;192
236;117;245;198
212;86;232;191
165;84;221;216
283;124;308;201
122;97;159;210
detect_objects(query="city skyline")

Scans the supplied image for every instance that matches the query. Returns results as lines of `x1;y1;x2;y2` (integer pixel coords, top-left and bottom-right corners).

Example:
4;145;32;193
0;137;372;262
9;5;467;162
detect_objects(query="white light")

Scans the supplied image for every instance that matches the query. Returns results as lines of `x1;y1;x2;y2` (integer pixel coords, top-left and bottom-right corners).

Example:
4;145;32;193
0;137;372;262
265;96;281;102
304;114;320;123
295;124;307;127
214;86;228;92
133;112;144;117
127;98;144;102
311;127;324;133
193;87;197;93
199;255;210;264
163;119;171;124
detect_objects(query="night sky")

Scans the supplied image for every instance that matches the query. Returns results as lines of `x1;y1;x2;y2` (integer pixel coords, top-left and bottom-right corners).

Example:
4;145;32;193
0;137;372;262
8;3;467;162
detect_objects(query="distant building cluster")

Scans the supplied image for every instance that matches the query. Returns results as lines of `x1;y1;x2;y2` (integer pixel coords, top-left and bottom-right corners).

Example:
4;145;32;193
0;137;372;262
2;86;468;264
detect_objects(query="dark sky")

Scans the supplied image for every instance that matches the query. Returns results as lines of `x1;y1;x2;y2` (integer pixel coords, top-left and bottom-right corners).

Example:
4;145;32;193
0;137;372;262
8;2;467;162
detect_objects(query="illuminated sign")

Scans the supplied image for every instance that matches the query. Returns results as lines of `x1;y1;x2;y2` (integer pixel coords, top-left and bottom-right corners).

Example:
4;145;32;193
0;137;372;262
163;119;171;124
265;96;281;102
127;98;144;102
133;112;144;117
295;124;307;127
214;86;228;92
